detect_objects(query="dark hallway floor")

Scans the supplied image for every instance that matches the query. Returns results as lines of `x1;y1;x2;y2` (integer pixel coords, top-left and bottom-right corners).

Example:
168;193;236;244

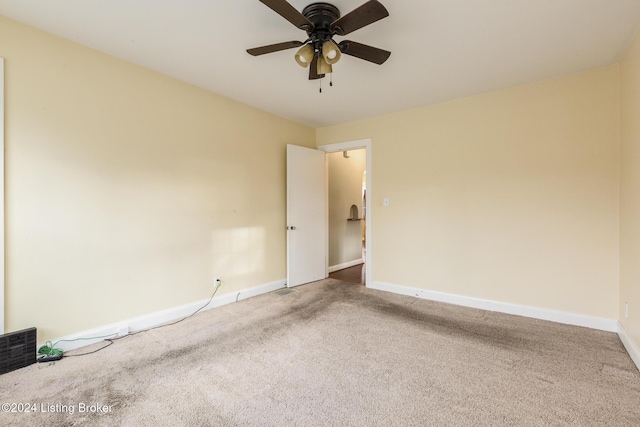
328;263;365;285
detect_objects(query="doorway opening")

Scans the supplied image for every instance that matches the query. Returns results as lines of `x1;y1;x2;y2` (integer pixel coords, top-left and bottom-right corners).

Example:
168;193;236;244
327;151;366;285
319;139;372;287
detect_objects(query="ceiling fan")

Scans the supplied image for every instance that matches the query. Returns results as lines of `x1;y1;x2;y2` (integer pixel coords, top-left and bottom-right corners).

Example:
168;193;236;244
247;0;391;82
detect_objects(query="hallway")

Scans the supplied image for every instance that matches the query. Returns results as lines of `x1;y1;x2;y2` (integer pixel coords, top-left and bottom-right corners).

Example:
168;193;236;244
329;263;365;285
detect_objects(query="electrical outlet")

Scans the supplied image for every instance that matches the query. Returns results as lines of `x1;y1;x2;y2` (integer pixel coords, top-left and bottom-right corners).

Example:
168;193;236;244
214;276;222;287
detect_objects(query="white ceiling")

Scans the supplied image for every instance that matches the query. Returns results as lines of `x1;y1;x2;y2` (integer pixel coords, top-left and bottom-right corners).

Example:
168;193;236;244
1;0;640;128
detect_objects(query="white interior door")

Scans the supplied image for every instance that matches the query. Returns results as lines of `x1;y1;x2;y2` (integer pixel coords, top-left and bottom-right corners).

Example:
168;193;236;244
287;144;326;287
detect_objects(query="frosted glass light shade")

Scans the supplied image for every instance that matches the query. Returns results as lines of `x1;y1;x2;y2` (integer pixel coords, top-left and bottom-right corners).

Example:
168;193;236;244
294;44;314;68
322;40;341;65
317;56;332;75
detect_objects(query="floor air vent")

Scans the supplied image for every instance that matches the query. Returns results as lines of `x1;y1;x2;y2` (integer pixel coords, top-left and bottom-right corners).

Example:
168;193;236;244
0;327;36;375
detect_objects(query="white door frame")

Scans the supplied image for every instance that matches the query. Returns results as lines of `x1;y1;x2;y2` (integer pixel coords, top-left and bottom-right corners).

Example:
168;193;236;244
1;58;5;333
318;139;372;287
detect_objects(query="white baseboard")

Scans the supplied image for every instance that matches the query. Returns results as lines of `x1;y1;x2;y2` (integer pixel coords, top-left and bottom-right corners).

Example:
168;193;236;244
618;322;640;372
328;259;364;273
39;279;286;354
369;281;618;332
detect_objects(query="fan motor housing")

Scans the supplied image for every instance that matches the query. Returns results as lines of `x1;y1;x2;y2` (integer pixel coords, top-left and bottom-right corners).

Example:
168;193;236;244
303;2;340;48
303;3;340;31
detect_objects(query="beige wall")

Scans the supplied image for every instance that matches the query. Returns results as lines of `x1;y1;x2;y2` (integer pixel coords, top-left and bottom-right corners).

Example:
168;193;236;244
1;14;634;350
620;28;640;347
318;66;620;319
328;149;366;267
0;16;315;342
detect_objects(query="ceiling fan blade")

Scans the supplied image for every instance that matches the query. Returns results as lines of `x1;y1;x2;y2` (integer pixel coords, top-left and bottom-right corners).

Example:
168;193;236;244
338;40;391;65
330;0;389;36
259;0;314;31
309;54;325;80
247;41;303;56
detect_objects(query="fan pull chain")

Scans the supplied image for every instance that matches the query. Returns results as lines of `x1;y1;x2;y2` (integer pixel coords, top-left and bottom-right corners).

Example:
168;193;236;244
319;79;322;93
330;74;333;87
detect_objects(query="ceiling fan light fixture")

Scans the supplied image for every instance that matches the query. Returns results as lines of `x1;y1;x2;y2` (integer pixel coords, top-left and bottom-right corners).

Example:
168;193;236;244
247;0;391;83
322;39;341;65
317;56;333;75
294;44;314;67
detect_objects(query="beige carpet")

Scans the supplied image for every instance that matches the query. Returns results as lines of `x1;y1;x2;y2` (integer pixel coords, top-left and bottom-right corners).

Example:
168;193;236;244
1;279;639;426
